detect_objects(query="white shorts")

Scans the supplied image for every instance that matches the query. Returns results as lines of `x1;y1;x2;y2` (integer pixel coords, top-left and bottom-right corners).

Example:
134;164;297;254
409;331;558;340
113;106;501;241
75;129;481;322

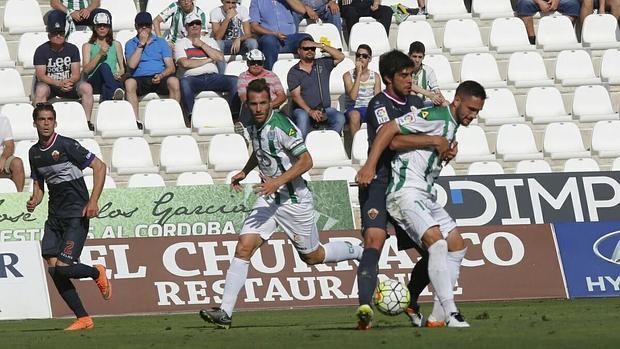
240;195;320;255
387;189;457;249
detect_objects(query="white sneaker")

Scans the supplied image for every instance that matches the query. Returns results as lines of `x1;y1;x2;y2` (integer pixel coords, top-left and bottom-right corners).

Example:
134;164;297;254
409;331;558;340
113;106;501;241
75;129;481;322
447;312;470;328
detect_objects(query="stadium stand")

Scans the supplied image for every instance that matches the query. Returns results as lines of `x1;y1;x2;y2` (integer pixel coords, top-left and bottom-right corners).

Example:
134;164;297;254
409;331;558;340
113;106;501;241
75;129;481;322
443;18;488;55
427;0;471;21
592;120;620;158
563;157;600;172
515;159;553;174
543;122;591;160
3;0;45;34
395;20;442;54
176;171;215;186
454;125;495;163
581;14;620;49
127;173;166;188
507;51;554;88
306;130;352;168
477;88;523;125
525;87;572;124
111;137;159;175
159;135;208;173
471;0;515;20
496;123;543;161
0;177;17;193
489;17;536;53
144;99;191;136
467;161;505;175
536;15;582;51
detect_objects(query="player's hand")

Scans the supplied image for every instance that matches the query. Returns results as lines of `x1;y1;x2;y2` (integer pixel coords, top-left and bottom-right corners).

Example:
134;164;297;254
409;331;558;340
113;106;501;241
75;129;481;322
356;165;376;187
433;136;450;160
253;174;281;197
82;200;99;218
327;1;339;14
26;195;40;212
231;38;241;55
230;171;246;192
445;141;458;163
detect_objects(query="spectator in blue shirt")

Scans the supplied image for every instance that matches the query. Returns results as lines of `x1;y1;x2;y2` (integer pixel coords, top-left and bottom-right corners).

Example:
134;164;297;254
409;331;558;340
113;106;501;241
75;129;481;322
125;12;181;129
249;0;312;70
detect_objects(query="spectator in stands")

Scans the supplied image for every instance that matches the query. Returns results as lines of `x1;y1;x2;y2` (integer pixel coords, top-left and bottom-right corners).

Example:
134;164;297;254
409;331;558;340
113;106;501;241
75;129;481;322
237;49;287;127
0;114;25;192
210;0;259;73
578;0;620;38
176;13;240;125
249;0;313;70
343;44;380;137
82;11;125;102
516;0;581;44
408;41;444;107
154;0;208;45
340;0;393;43
125;12;181;129
288;37;346;139
33;17;95;131
48;0;103;31
296;0;343;34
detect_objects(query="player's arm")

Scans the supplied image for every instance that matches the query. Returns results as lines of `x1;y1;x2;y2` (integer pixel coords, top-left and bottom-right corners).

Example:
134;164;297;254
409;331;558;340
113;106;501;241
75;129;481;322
255;151;312;196
27;178;44;212
356;120;400;187
391;134;449;157
83;157;106;218
231;151;258;191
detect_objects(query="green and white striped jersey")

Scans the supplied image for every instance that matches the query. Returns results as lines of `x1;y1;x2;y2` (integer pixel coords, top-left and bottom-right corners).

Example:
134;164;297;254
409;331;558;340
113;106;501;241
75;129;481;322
387;106;458;196
159;2;208;43
61;0;90;10
248;111;310;205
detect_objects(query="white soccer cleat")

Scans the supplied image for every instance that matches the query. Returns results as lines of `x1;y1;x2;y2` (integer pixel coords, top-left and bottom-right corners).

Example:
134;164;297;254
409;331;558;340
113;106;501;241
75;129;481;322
447;312;470;328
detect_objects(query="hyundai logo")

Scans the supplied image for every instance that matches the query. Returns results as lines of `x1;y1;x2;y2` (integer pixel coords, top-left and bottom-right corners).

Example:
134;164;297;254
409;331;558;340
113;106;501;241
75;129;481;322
593;230;620;266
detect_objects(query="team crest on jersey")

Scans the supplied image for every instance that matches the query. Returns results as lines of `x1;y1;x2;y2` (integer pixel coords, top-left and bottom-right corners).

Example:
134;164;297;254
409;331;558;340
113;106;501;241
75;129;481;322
367;208;379;220
288;127;297;137
374;107;390;124
420;111;429;119
267;130;276;140
51;150;60;161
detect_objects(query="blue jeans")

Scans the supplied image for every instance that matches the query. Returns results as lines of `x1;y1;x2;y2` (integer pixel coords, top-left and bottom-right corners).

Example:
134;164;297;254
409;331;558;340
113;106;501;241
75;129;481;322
294;4;343;34
293;107;345;139
87;63;122;101
258;33;312;70
516;0;580;17
180;73;239;116
216;38;259;74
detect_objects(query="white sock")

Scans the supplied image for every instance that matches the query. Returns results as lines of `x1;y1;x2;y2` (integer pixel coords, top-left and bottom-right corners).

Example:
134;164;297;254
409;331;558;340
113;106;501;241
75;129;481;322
427;240;457;315
220;257;250;317
430;297;445;321
447;247;467;291
322;241;364;263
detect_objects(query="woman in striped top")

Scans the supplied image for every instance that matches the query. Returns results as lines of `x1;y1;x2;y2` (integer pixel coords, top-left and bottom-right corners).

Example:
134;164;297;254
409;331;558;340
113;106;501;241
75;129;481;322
343;44;381;137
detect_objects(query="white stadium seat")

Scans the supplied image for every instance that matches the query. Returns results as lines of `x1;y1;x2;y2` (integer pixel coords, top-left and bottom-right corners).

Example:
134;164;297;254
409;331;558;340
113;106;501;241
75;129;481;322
96;101;143;138
467;161;505;175
208;133;249;171
127;173;166;188
507;51;554;88
0;68;29;103
144;99;191;136
601;49;620;85
322;166;359;205
536;15;582;51
330;57;355;96
111;137;159;175
2;103;37;141
53;101;94;138
100;0;138;30
581;14;620;49
0;178;18;193
18;32;48;68
304;23;343;51
572;85;619;122
224;60;248;77
14;140;37;177
489;17;535;53
525;87;572;124
472;0;515;19
496;123;543;161
272;59;298;93
349;21;390;56
196;0;222;15
515;159;552;174
460;53;507;88
563;158;600;173
612;157;620;171
192;97;235;135
352;128;368;165
225;170;261;184
3;0;45;34
115;29;138;50
68;29;92;59
423;54;458;89
478;88;524;125
427;0;472;20
176;171;214;186
592;120;620;158
160;135;208;173
0;36;16;67
440;164;456;176
146;0;173;30
443;19;489;55
454;125;496;163
306;130;352;168
543;122;591;160
396;21;442;54
84;175;117;189
555;50;601;86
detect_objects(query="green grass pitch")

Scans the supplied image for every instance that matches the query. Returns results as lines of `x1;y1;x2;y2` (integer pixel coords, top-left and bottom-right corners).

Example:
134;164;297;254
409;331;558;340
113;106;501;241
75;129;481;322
2;298;619;349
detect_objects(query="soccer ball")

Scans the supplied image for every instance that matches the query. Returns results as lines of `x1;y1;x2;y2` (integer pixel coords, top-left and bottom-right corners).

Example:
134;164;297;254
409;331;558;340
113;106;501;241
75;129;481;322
373;279;410;316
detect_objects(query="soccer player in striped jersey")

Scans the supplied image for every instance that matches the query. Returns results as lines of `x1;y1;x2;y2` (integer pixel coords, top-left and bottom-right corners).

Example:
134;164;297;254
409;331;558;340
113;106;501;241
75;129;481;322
357;80;487;328
199;78;363;329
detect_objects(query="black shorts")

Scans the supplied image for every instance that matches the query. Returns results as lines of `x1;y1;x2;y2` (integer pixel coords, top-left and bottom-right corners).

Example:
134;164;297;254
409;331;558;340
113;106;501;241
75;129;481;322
129;75;173;96
41;216;90;264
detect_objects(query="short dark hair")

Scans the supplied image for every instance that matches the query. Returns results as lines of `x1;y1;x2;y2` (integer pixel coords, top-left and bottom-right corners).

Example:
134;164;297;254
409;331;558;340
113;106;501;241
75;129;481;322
378;50;414;85
356;44;372;56
408;41;425;55
298;37;314;49
247;78;271;98
33;103;56;121
455;80;487;101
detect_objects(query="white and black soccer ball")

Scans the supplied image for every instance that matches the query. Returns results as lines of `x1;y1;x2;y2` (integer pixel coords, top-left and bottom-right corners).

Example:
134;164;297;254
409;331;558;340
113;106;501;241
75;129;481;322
373;279;410;316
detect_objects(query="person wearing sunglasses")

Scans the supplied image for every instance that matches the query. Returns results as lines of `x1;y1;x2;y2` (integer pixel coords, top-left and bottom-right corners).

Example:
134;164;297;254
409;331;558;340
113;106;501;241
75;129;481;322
33;16;95;131
343;44;381;136
210;0;258;73
154;0;208;45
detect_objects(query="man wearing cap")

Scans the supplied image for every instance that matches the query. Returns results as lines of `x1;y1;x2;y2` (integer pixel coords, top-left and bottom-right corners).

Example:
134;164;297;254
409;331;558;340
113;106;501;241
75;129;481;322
154;0;208;44
249;0;313;70
33;17;95;131
125;12;181;129
211;0;258;73
175;12;239;124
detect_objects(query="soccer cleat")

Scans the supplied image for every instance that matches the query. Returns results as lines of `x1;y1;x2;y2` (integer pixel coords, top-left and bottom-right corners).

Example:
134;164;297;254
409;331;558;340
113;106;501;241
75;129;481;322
425;314;447;328
404;306;424;327
64;316;94;331
94;264;112;300
199;308;232;329
356;304;374;330
447;312;470;328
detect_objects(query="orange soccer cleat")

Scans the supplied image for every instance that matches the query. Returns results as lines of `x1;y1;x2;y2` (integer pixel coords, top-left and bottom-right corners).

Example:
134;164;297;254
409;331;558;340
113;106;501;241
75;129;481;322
94;264;112;300
64;316;94;331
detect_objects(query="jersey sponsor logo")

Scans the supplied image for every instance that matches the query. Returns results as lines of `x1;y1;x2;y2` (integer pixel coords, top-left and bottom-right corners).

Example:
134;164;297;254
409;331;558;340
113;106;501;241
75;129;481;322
374;106;390;124
367;208;379;220
51;150;60;161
